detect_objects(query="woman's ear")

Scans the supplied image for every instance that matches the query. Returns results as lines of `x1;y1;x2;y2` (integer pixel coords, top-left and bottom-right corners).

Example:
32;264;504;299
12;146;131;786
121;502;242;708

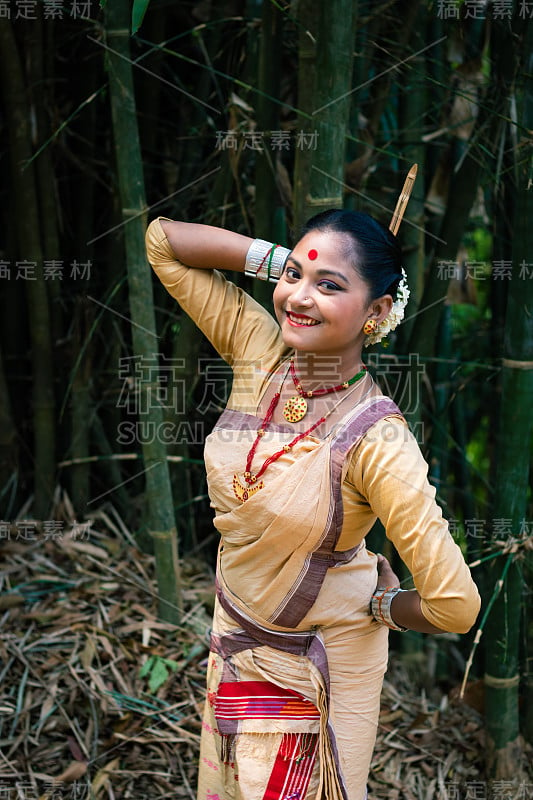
371;294;393;324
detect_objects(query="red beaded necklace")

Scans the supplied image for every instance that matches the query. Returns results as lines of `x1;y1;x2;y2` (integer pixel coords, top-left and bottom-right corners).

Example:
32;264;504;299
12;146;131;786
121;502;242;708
232;360;369;503
283;357;368;423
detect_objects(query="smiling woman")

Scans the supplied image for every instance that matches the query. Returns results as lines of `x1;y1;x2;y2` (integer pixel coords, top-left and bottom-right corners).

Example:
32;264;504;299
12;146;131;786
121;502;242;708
272;227;392;369
145;204;480;800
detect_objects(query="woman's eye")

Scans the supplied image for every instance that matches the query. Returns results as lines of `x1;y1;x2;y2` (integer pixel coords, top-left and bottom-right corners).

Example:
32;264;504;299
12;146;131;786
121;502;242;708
285;267;300;280
319;280;341;291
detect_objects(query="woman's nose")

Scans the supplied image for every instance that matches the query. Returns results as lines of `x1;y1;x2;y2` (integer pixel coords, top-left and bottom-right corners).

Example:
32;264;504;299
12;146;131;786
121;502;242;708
288;283;313;306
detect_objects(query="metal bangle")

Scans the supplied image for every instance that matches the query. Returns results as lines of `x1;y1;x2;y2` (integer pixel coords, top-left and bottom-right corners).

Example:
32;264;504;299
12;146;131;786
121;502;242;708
245;238;291;283
370;586;408;632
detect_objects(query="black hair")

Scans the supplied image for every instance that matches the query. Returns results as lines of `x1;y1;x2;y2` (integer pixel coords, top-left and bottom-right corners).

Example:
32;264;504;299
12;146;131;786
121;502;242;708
300;210;403;301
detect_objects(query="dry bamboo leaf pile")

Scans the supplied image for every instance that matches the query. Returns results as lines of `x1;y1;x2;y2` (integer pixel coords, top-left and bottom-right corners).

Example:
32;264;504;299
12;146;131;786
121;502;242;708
0;504;213;799
1;501;529;799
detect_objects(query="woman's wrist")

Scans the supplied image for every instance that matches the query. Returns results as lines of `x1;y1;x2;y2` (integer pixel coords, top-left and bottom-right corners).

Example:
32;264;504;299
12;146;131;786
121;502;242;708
371;588;445;634
371;553;443;634
371;586;408;631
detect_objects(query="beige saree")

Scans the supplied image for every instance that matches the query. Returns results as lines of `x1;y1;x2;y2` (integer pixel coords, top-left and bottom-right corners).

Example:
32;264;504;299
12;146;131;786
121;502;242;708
197;396;400;800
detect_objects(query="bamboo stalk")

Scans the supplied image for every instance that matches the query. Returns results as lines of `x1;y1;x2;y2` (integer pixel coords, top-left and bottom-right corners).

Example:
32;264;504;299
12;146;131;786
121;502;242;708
253;0;284;309
483;15;533;773
292;0;319;235
105;0;182;623
303;0;355;220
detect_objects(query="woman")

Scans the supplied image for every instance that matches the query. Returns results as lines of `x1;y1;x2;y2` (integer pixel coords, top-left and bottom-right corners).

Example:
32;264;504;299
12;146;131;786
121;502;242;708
145;207;480;800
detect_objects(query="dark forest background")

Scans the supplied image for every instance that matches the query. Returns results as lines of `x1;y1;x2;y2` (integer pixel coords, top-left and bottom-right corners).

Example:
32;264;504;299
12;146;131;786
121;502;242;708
0;0;532;786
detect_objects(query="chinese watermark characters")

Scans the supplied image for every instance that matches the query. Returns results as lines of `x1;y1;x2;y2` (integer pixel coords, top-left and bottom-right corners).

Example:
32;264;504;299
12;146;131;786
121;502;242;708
0;519;93;542
436;0;533;19
215;130;319;152
436;259;533;281
0;0;94;19
0;260;91;280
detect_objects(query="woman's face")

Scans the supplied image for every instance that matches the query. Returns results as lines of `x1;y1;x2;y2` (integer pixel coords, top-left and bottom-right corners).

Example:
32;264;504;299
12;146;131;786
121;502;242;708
273;230;392;364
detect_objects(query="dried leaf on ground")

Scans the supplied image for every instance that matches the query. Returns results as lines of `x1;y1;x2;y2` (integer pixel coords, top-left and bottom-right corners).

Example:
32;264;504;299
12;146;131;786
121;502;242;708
1;498;530;799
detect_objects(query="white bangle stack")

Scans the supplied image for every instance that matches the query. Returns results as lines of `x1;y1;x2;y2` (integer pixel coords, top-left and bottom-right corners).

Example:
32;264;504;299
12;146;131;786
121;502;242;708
244;238;291;283
370;586;408;632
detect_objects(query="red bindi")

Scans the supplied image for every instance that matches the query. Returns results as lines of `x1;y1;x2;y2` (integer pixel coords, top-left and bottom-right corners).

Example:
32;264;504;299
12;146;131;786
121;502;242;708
308;249;318;260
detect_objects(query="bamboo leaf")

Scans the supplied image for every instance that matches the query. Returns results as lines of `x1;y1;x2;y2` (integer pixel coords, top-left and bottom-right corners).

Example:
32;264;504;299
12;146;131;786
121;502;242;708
139;656;154;679
91;759;120;795
161;657;179;672
148;658;169;693
131;0;151;34
139;655;179;693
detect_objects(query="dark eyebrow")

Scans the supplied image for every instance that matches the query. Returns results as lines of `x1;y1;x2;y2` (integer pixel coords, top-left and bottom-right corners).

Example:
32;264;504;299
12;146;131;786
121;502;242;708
316;268;350;285
286;255;350;286
287;254;302;268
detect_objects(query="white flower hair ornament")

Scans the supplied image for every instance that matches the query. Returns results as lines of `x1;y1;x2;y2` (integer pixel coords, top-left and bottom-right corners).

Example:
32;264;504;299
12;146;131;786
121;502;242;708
364;163;417;347
364;269;410;346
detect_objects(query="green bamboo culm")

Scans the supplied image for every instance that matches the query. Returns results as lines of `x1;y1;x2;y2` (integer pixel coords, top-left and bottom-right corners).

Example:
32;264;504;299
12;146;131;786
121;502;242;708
292;0;319;236
406;12;495;363
396;9;426;347
483;15;533;778
104;0;182;623
300;0;355;222
253;0;283;310
428;306;452;501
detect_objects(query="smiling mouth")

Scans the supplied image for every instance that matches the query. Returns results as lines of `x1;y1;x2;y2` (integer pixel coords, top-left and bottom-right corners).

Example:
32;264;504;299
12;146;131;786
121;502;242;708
286;311;321;327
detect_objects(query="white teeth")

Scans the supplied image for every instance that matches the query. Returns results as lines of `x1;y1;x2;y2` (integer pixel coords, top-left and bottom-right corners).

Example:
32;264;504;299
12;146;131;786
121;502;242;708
287;313;319;326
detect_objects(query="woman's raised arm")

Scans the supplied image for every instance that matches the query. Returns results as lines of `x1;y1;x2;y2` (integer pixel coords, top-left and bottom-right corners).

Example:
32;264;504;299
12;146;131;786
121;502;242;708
160;219;252;272
145;218;285;366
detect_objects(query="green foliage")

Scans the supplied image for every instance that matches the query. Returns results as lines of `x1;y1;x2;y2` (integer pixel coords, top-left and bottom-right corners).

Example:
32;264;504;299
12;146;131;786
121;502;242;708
131;0;151;35
468;227;492;263
139;655;179;693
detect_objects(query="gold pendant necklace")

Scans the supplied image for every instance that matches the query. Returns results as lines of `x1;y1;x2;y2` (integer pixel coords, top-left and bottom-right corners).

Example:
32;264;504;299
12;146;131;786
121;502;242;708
232;474;264;503
282;395;308;423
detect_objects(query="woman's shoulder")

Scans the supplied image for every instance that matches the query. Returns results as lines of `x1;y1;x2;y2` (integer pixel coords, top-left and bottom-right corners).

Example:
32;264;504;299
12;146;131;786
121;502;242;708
342;393;417;487
341;383;407;442
345;421;425;496
359;377;408;431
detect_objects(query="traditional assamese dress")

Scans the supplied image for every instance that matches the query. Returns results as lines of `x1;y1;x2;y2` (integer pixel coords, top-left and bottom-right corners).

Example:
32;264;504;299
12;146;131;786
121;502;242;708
146;219;481;800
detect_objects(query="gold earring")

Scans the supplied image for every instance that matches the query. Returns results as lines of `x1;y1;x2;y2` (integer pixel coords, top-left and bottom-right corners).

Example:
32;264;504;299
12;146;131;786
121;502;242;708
363;319;378;335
